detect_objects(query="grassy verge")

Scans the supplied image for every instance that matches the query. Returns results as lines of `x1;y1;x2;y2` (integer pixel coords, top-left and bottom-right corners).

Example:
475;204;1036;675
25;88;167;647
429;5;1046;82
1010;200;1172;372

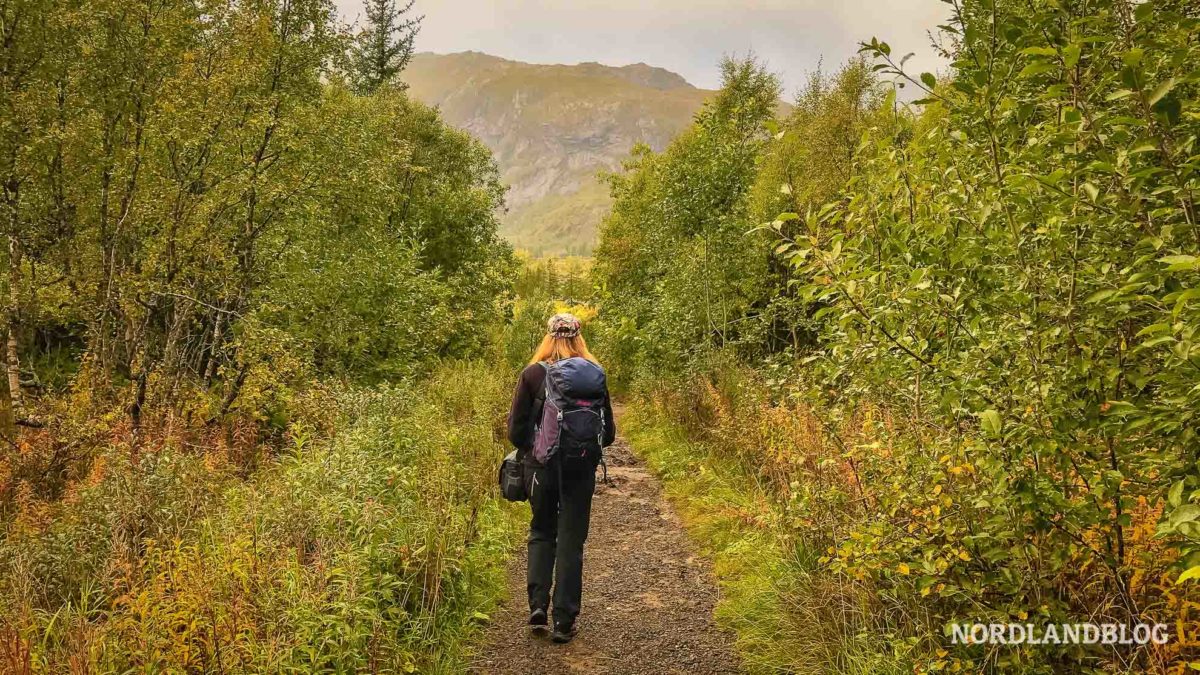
1;361;523;673
624;407;911;675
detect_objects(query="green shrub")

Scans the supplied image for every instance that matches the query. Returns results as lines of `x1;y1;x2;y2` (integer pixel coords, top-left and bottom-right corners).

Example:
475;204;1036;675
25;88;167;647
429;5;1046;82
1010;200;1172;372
0;362;521;673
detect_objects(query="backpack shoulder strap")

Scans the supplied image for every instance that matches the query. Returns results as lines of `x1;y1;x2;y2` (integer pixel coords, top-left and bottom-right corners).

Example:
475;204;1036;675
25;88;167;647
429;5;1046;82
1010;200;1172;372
537;360;554;395
533;361;550;420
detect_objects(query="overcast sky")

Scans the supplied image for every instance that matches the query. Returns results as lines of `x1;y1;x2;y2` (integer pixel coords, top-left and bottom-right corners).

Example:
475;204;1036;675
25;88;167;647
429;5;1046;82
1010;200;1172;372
334;0;951;96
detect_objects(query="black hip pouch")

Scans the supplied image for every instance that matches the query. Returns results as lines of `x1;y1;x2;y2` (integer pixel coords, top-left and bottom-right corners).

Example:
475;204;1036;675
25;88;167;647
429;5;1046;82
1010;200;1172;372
498;450;528;502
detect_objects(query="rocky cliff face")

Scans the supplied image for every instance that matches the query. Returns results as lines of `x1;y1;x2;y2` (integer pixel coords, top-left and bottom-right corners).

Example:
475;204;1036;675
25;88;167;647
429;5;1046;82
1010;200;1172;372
403;52;713;255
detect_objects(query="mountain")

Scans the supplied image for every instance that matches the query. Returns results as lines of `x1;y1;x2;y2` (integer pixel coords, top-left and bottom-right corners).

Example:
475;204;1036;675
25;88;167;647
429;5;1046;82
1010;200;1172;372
403;52;714;255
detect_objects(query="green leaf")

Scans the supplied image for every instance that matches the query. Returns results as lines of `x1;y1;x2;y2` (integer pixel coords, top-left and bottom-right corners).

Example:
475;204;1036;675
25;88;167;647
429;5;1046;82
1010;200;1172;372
1135;335;1174;351
1148;78;1177;106
883;87;897;111
1063;44;1081;68
1019;62;1057;78
1103;400;1137;417
1135;322;1171;337
1156;253;1195;264
1170;480;1186;508
1173;288;1200;308
1171;504;1200;527
979;409;1002;437
920;72;937;90
1082;182;1099;202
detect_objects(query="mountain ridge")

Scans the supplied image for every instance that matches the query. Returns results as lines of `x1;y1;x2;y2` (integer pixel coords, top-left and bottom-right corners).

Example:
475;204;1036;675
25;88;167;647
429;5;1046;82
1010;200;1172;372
403;51;715;254
412;50;698;93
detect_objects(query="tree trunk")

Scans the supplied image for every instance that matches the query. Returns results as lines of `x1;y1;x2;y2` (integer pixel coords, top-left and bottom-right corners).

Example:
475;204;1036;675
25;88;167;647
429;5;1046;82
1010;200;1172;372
204;310;223;383
7;236;22;415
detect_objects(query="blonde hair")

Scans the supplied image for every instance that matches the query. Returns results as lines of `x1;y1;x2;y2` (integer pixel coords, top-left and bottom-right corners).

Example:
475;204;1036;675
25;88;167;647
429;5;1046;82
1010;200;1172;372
529;333;598;365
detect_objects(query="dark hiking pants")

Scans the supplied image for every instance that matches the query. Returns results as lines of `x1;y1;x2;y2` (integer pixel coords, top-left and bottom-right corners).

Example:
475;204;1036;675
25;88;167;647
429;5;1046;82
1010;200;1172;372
525;456;596;628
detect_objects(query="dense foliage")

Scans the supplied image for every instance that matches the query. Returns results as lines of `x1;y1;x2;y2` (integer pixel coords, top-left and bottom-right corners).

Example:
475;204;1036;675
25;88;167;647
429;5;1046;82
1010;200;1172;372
594;58;781;376
0;0;522;670
1;365;519;671
0;0;511;491
595;0;1200;671
504;255;592;370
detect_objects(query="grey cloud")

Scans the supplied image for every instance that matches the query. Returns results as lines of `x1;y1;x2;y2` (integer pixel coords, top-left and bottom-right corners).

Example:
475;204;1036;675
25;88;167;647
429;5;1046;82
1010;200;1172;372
335;0;950;94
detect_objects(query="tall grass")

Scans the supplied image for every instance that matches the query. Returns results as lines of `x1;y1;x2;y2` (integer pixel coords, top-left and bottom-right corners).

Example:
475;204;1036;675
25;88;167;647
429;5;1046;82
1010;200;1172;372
624;354;1171;673
624;407;912;675
0;362;521;673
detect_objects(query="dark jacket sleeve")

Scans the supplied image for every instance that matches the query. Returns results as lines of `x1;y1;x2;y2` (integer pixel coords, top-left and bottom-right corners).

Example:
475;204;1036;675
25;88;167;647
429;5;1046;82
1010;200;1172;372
506;365;540;453
602;392;616;447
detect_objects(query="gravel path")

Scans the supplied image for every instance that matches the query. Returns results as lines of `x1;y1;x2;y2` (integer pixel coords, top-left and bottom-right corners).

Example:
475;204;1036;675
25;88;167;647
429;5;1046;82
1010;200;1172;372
470;435;741;674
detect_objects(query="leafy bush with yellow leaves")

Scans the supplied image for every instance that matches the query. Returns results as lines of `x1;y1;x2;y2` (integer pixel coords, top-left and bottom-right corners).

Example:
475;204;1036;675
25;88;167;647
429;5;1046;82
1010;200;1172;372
0;362;519;673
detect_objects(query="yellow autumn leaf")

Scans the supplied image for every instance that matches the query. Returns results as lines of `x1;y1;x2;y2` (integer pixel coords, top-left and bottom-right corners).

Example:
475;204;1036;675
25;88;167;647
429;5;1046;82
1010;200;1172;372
898;563;911;575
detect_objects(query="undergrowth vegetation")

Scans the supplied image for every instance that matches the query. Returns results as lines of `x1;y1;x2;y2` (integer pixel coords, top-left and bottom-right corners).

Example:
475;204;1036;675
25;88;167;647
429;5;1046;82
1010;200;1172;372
0;0;527;671
593;0;1200;671
0;362;520;672
623;399;911;675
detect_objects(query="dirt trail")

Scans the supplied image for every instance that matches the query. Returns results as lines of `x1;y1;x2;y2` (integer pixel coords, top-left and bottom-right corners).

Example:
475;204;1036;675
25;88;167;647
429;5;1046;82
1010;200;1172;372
470;435;740;674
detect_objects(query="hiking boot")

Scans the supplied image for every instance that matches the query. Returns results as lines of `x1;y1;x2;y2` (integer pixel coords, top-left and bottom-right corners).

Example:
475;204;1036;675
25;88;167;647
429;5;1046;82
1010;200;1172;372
528;608;548;628
551;622;577;644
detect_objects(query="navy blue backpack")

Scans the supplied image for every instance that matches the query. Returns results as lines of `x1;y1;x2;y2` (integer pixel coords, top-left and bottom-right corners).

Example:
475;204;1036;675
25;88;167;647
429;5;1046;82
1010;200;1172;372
531;357;607;465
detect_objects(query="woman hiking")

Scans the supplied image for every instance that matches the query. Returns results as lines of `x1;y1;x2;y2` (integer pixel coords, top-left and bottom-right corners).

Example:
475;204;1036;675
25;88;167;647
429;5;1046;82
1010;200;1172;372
506;313;616;644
